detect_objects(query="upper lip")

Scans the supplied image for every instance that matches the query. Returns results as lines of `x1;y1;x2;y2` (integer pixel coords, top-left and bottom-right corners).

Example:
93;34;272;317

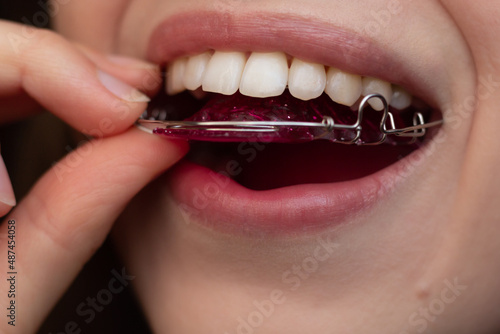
147;10;445;109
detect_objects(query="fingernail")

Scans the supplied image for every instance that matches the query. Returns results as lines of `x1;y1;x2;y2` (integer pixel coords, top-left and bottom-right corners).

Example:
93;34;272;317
107;54;159;71
97;70;150;103
0;154;16;207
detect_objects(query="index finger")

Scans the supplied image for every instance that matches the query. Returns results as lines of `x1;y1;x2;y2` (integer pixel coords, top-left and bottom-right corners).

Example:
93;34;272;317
0;20;160;135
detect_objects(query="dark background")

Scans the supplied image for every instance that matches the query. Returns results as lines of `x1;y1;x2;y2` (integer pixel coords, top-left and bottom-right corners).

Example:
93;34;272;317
0;1;152;333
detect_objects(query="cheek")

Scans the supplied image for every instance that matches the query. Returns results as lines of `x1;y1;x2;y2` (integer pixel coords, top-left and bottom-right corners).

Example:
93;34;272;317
51;0;129;52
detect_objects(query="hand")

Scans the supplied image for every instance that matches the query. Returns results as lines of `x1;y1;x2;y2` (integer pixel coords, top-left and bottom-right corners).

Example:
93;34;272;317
0;20;187;333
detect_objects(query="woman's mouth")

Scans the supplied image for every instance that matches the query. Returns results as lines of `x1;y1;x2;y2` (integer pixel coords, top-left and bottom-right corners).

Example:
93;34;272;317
142;11;445;235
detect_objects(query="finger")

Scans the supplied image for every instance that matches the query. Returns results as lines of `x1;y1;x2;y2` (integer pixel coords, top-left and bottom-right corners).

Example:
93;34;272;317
75;44;162;97
0;130;188;333
0;20;161;134
0;150;16;217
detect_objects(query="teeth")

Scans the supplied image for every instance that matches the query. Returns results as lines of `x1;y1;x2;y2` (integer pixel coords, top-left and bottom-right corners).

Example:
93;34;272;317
167;51;414;111
325;67;362;107
240;52;288;98
288;58;326;101
362;77;393;111
202;51;246;95
390;85;412;110
166;57;187;95
183;51;211;91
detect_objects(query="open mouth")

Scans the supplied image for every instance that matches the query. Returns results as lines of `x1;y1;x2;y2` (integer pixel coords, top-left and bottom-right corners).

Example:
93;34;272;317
142;50;438;190
141;11;444;234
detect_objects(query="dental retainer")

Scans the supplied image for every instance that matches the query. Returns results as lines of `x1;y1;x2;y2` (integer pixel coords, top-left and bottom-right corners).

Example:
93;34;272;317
137;94;444;145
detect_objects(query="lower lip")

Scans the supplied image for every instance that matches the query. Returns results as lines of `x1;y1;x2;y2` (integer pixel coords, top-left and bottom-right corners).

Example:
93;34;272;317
167;150;411;235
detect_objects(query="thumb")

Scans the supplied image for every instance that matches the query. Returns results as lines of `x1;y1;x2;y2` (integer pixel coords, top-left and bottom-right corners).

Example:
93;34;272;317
0;129;187;333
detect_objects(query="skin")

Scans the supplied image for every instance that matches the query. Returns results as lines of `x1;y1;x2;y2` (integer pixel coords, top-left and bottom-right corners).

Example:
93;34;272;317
0;13;188;334
1;0;500;333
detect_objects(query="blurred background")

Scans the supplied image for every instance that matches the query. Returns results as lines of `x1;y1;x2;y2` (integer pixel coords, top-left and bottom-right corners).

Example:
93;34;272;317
0;1;152;333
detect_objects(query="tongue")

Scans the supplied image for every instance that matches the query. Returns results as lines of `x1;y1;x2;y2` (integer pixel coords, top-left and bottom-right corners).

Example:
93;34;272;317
155;91;411;145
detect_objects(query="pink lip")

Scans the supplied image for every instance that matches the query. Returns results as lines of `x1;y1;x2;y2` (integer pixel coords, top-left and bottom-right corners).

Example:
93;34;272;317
168;156;410;235
147;11;436;235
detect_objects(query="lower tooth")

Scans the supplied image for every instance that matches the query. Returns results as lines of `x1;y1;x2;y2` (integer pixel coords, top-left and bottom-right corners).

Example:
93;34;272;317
362;77;393;111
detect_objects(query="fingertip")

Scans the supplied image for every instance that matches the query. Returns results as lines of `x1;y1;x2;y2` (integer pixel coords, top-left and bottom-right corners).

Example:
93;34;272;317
15;32;152;137
129;126;190;168
76;44;162;96
97;70;151;103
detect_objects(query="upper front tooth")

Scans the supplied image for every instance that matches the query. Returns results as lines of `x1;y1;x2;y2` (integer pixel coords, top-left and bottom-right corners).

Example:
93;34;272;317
202;51;247;95
325;67;362;106
183;51;212;91
240;52;289;98
288;58;326;101
390;85;412;110
362;77;393;111
173;51;413;110
166;57;187;95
